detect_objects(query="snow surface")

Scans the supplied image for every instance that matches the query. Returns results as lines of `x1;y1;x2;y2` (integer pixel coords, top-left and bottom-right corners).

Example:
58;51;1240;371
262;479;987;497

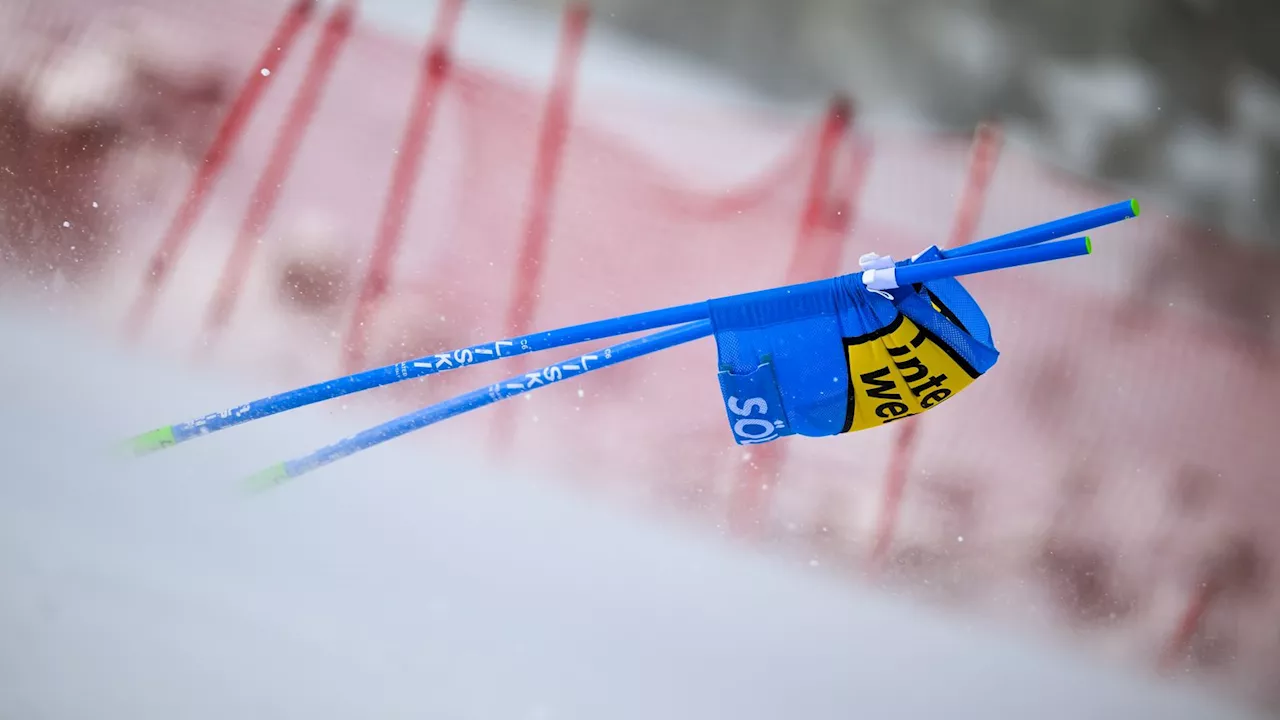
0;305;1264;720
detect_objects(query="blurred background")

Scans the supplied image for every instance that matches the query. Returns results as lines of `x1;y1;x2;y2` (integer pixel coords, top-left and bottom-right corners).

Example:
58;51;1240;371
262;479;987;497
515;0;1280;246
0;0;1277;716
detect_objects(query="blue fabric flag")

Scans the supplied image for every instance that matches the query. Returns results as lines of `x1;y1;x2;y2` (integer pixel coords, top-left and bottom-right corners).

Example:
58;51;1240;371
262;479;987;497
709;247;999;445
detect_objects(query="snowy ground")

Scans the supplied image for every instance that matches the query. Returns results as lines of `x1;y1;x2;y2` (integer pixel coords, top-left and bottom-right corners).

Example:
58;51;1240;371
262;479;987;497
0;305;1264;720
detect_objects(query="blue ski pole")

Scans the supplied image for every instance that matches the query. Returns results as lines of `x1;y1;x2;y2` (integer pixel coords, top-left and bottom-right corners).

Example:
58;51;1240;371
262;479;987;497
243;236;1098;489
128;300;709;455
940;199;1136;259
894;235;1092;286
245;319;715;489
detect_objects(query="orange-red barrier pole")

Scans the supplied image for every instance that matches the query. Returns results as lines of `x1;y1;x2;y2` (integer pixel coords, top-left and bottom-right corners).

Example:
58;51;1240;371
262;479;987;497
727;97;856;537
488;1;590;452
342;0;465;373
1159;537;1262;674
867;121;1003;573
783;96;855;283
1160;580;1218;672
867;415;920;572
123;0;316;340
946;121;1003;250
200;2;357;346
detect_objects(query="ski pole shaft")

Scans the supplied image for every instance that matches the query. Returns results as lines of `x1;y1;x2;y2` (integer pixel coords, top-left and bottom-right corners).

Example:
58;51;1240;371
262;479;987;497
895;235;1092;286
940;199;1136;259
245;319;714;488
128;300;709;454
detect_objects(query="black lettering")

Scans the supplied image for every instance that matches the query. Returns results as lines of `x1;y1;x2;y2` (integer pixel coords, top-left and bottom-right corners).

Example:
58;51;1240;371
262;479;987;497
908;373;948;397
910;327;927;348
921;387;952;408
886;344;911;357
860;367;901;400
876;401;910;419
892;354;928;384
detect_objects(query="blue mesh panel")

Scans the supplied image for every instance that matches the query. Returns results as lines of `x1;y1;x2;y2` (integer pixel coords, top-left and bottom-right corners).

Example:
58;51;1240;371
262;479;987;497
898;246;999;374
710;277;890;438
710;260;998;445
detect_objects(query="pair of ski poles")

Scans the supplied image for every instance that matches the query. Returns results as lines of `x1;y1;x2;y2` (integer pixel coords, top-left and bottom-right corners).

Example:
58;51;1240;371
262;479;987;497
127;199;1138;488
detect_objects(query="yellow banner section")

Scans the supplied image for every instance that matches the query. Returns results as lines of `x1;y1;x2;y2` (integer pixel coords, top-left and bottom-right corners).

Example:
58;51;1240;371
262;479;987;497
843;313;981;433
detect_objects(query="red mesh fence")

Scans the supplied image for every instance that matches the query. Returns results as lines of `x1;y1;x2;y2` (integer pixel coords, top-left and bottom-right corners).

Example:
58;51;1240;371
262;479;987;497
3;0;1279;709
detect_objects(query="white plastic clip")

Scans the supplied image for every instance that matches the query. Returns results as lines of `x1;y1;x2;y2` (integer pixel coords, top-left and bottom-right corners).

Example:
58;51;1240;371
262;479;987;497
861;266;899;291
858;252;896;271
859;252;898;300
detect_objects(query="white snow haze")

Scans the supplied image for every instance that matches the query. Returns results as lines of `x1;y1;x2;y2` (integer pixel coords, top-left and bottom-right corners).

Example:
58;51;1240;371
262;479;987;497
0;306;1262;719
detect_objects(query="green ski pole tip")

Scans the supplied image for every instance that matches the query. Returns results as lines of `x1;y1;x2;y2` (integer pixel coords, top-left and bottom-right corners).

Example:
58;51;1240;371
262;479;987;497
244;463;291;493
1129;198;1141;217
128;426;176;456
1085;236;1093;254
